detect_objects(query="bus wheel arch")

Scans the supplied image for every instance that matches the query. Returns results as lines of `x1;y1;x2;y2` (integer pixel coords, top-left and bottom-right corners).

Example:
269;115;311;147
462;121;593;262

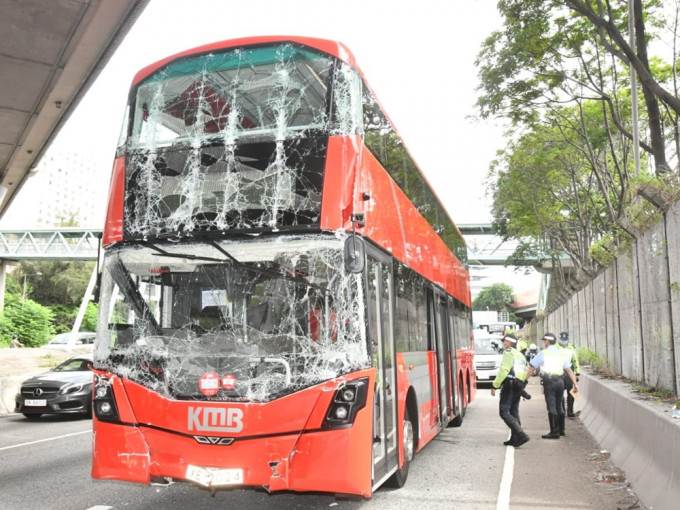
386;388;417;488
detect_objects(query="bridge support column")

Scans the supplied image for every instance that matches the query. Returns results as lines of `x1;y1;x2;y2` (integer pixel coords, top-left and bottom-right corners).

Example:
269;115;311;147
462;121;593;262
0;260;6;312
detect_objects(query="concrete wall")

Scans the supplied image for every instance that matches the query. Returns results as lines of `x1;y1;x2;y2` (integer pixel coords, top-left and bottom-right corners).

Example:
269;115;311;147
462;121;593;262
538;198;680;395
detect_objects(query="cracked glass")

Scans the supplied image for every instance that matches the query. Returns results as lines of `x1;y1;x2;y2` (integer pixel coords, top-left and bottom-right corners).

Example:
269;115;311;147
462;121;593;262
121;43;362;237
95;237;369;402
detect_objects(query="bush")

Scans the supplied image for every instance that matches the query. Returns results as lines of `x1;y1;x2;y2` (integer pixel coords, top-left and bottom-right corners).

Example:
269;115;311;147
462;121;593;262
82;302;99;332
0;295;55;347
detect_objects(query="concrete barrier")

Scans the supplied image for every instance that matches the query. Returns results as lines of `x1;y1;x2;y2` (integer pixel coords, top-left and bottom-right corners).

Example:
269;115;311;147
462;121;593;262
579;372;680;510
0;376;21;415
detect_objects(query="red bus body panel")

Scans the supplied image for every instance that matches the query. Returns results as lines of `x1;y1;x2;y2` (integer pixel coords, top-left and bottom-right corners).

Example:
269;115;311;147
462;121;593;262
102;156;125;245
92;369;376;497
321;135;470;308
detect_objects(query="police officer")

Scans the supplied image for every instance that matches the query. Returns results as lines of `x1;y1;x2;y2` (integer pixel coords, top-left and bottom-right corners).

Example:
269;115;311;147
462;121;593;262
558;331;581;418
525;332;578;439
490;333;530;447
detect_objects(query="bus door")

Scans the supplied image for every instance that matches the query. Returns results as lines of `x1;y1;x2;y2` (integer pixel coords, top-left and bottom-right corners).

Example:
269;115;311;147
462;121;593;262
448;299;462;421
366;254;398;485
434;292;454;424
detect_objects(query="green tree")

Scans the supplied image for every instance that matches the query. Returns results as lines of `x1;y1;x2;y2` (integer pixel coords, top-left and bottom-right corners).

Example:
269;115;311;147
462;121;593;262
476;0;673;176
473;283;516;312
0;295;55;347
17;261;95;306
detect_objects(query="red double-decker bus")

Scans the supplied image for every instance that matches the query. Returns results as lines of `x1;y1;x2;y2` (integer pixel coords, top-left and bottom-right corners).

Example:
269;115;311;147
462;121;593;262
91;35;475;497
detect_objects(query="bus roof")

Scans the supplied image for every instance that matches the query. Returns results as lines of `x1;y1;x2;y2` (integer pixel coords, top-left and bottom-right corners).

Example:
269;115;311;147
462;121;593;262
132;35;361;86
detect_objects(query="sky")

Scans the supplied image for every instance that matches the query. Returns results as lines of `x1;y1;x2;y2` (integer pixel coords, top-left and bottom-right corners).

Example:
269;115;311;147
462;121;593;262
46;0;505;223
4;0;538;294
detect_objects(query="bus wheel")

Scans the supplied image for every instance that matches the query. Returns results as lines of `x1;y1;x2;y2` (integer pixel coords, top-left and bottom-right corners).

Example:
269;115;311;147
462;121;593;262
450;379;465;427
386;407;415;488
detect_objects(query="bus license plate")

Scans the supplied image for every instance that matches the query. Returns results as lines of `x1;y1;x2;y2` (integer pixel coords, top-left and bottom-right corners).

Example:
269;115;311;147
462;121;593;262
186;465;243;487
25;399;47;406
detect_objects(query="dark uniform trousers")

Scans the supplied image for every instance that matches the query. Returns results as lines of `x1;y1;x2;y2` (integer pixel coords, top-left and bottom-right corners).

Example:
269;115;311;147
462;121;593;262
543;374;565;416
499;378;523;427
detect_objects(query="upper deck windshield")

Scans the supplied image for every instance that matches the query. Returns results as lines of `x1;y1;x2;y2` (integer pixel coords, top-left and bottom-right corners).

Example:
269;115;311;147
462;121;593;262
120;43;363;238
94;237;369;402
130;45;334;148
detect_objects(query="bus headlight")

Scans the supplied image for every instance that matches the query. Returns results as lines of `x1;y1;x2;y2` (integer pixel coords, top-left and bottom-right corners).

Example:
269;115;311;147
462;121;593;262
322;378;368;429
93;376;120;423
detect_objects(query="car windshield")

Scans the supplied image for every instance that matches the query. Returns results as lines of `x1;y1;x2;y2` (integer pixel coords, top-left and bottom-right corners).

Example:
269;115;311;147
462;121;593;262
94;236;369;402
53;359;91;372
475;338;502;355
48;334;71;345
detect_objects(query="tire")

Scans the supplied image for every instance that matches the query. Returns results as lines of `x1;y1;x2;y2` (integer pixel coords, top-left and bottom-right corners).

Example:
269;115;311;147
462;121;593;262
385;407;415;488
450;379;465;427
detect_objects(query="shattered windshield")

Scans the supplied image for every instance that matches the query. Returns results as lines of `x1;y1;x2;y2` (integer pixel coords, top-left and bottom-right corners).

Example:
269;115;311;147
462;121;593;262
94;236;369;402
121;42;363;238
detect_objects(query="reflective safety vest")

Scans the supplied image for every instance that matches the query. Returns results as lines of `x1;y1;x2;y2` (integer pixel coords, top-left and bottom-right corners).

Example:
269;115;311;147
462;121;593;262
492;347;528;388
566;344;580;374
542;346;567;375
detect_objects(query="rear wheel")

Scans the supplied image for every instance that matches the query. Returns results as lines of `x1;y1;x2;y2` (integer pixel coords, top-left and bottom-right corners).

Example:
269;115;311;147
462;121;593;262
450;378;465;427
385;407;415;488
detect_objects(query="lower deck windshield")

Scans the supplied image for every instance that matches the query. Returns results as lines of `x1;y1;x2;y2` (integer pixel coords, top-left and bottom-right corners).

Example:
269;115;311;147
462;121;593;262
94;237;369;402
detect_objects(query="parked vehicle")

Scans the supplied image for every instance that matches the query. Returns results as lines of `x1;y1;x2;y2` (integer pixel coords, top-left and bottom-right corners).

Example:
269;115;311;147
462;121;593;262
15;354;94;419
41;332;95;352
474;330;504;382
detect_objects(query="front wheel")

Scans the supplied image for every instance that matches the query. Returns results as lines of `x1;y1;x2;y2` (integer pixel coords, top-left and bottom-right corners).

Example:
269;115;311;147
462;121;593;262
385;407;415;488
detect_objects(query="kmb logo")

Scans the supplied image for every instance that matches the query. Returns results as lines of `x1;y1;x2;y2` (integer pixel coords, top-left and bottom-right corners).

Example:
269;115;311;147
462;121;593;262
188;406;244;433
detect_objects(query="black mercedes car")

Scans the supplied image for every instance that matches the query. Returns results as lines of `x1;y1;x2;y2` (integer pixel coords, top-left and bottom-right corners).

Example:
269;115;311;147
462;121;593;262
15;353;93;419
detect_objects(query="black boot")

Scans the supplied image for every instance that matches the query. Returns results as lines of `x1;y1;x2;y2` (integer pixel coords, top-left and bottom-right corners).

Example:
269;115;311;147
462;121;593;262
558;414;565;436
503;433;515;446
567;393;575;417
541;413;560;439
508;418;530;447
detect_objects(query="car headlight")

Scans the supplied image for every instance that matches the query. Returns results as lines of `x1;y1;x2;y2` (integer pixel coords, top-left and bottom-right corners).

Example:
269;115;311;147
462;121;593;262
60;383;85;395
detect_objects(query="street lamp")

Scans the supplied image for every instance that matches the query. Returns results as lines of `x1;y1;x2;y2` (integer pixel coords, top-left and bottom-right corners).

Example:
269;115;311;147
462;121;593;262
22;272;42;301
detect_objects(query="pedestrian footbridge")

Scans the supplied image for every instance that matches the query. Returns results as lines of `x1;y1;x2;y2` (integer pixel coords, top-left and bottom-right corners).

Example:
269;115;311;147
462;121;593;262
0;229;100;261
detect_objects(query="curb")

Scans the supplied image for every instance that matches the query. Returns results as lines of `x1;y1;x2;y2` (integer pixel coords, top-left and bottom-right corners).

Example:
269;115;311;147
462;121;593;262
579;372;680;510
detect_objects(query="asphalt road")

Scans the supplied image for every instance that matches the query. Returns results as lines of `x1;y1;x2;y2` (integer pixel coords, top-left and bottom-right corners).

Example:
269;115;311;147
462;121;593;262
0;378;644;510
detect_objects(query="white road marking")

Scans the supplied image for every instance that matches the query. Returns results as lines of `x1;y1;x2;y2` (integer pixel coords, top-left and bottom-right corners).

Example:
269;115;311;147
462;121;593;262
496;443;514;510
86;507;113;510
0;430;90;451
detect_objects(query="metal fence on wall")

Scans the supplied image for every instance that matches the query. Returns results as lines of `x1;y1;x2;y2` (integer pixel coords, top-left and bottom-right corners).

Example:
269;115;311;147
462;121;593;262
536;201;680;395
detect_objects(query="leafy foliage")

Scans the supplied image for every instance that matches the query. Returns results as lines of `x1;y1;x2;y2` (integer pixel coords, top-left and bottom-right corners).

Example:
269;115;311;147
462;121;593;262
0;295;55;347
16;261;95;307
473;283;515;312
476;0;680;307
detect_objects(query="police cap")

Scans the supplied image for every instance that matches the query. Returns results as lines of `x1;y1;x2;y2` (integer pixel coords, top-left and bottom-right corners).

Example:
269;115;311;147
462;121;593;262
559;331;569;346
503;333;518;344
542;333;557;344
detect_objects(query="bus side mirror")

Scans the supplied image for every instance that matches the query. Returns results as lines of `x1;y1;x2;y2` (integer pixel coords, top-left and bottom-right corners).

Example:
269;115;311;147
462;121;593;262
344;236;365;273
